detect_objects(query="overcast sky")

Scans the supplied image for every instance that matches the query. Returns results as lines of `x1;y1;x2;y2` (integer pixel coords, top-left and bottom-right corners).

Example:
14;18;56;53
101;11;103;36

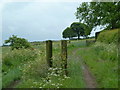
1;0;99;45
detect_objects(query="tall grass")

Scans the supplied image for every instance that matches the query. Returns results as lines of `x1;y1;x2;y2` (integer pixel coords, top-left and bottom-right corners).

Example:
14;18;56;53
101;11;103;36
78;42;118;88
97;29;119;44
66;47;86;88
15;51;49;88
68;40;86;48
2;39;118;88
2;48;38;88
15;41;86;88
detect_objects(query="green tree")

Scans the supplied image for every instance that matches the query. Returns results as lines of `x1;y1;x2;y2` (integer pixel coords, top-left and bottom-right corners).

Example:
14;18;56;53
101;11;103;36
62;27;76;39
83;23;91;38
5;35;31;50
70;22;89;39
75;2;120;30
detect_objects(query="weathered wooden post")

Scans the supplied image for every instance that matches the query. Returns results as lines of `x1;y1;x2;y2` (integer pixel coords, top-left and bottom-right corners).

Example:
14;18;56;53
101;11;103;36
61;40;67;75
46;40;52;67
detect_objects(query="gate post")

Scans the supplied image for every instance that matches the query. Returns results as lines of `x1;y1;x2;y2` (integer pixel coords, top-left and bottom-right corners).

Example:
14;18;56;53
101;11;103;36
46;40;52;67
61;40;67;75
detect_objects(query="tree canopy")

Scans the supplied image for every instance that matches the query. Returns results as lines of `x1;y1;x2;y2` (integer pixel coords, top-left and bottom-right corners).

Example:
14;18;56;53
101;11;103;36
70;22;85;39
62;27;76;39
75;2;120;30
5;35;31;50
62;22;90;39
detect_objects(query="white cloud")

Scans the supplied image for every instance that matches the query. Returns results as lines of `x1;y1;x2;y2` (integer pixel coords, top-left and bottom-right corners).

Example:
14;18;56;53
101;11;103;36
2;2;80;43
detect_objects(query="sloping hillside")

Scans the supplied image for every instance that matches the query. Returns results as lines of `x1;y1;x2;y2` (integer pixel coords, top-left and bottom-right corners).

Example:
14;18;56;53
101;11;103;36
97;29;120;44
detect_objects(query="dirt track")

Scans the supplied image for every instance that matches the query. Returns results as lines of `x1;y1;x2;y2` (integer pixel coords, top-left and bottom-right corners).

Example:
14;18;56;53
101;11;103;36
72;48;97;88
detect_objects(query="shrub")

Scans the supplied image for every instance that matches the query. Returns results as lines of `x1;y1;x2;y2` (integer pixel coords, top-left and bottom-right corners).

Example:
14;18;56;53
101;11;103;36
5;35;31;50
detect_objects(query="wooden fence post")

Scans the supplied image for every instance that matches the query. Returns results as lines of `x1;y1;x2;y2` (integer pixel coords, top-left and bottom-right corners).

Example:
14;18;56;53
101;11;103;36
46;40;52;67
61;40;67;75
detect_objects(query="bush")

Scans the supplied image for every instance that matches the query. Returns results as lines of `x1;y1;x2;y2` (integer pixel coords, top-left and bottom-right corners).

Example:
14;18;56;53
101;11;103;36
5;35;31;50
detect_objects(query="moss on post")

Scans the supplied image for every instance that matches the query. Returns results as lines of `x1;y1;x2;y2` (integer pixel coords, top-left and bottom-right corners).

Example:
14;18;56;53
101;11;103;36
61;40;67;75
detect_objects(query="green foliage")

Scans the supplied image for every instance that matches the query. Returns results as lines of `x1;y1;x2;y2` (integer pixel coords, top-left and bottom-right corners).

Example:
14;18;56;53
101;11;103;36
67;47;86;88
62;27;76;39
2;49;37;73
15;43;86;88
97;29;119;44
2;67;21;88
16;68;71;88
93;42;118;61
5;35;31;50
3;39;118;88
2;48;38;88
21;54;48;80
75;2;120;30
70;22;89;39
62;22;90;39
78;42;118;88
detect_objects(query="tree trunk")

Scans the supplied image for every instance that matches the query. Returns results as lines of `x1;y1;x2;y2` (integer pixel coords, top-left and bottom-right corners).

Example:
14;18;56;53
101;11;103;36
111;19;116;29
78;34;80;40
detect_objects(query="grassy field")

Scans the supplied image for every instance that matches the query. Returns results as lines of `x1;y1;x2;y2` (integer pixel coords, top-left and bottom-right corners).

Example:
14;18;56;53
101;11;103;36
2;38;118;88
2;40;86;88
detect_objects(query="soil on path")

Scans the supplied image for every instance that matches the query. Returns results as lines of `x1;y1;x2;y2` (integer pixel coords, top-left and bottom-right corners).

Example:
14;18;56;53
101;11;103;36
71;48;97;88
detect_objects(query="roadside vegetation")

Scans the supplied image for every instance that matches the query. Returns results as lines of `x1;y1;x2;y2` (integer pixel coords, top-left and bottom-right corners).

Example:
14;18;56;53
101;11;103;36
2;1;119;89
78;42;118;88
2;48;38;88
2;41;86;88
78;29;119;88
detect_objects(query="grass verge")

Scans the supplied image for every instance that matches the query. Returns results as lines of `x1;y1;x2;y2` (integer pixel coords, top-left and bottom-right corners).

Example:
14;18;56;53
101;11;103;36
78;42;118;88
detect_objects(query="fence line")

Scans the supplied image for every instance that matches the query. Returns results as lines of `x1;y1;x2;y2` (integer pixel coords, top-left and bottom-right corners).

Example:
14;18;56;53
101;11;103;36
46;40;68;75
